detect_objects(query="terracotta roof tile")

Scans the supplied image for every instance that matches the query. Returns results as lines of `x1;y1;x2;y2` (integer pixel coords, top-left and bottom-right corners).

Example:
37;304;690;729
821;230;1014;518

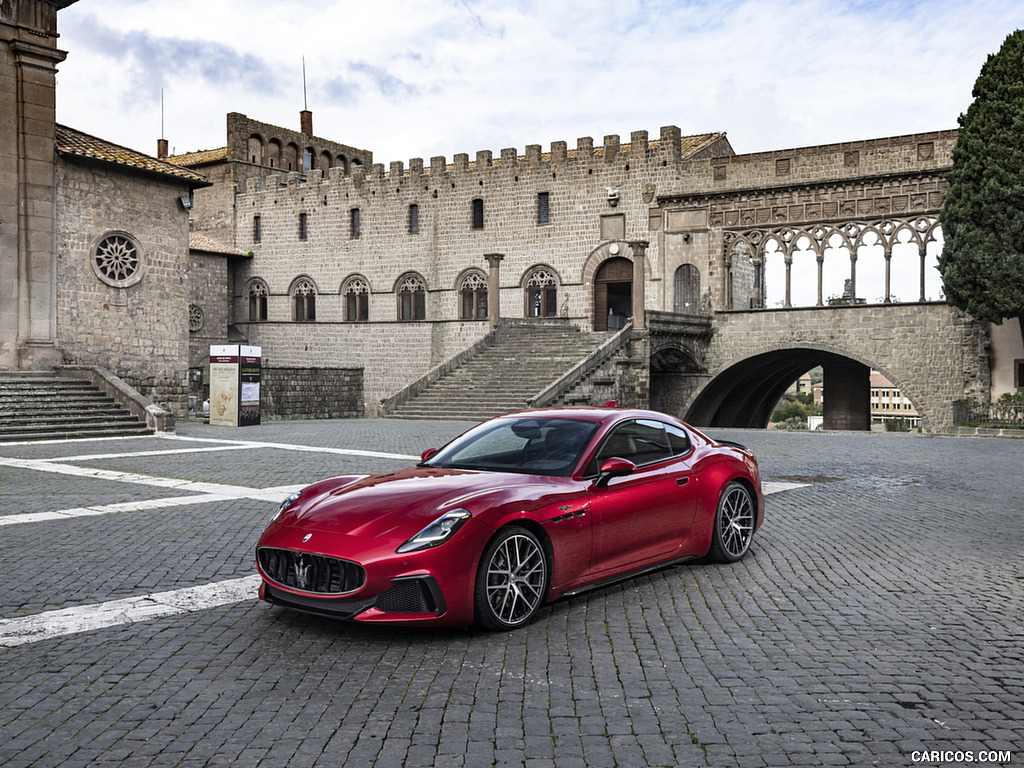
55;125;208;185
167;147;229;167
189;232;248;256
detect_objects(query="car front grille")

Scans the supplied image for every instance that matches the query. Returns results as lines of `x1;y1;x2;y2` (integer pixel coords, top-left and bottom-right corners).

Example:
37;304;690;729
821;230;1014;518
257;547;365;594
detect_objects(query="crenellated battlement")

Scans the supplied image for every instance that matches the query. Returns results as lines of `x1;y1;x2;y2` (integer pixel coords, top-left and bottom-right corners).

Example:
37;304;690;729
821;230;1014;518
241;127;730;198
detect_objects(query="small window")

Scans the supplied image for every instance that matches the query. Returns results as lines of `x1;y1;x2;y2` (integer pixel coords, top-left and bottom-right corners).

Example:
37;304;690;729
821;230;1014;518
408;203;419;234
471;198;484;230
351;208;361;239
303;148;314;172
537;192;549;225
253;215;262;243
248;282;268;322
298;213;308;240
1016;359;1024;389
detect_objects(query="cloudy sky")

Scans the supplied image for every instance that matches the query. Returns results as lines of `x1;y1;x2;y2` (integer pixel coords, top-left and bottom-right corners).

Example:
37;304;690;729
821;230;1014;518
55;0;1020;167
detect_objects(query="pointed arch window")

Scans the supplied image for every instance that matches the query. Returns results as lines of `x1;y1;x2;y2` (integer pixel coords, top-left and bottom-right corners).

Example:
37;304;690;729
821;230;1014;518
459;271;488;320
397;273;426;321
292;278;317;322
343;276;370;322
525;267;559;318
248;280;269;322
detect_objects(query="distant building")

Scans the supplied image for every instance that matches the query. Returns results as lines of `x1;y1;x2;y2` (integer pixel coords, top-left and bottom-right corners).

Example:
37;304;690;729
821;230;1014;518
870;372;919;428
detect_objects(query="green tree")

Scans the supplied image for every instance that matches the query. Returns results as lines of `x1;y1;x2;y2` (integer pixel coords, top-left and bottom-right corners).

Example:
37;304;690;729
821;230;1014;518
939;30;1024;345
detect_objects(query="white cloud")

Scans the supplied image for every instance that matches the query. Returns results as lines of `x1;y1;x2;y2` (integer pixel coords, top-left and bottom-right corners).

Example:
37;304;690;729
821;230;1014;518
55;0;1022;163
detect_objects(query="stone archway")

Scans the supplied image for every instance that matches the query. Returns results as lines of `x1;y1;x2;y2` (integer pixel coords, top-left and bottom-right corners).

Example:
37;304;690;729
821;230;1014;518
594;257;632;331
685;347;875;430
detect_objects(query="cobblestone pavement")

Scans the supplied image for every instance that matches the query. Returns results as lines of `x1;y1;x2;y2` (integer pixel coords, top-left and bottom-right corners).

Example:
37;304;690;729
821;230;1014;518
0;419;1021;768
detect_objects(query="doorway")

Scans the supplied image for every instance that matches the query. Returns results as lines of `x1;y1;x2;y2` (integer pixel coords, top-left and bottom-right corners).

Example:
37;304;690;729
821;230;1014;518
594;257;632;331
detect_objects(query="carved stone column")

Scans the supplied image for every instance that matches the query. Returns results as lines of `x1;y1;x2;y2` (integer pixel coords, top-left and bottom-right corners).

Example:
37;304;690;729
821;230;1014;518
484;253;504;331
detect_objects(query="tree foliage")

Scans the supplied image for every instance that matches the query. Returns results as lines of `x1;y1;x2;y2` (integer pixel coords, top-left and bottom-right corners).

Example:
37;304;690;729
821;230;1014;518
939;29;1024;339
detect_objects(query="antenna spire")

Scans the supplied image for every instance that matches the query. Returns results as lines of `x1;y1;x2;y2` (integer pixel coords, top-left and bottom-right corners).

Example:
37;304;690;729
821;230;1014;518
302;56;308;111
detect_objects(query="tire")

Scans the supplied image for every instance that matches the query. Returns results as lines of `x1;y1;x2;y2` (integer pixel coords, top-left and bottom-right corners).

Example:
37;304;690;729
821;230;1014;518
707;481;755;563
474;526;548;630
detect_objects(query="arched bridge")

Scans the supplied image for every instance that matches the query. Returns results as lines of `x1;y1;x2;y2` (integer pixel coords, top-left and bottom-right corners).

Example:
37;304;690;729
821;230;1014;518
649;303;990;432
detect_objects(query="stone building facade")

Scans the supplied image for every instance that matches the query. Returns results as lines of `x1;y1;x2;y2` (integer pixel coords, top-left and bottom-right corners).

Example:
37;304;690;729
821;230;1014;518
182;118;974;419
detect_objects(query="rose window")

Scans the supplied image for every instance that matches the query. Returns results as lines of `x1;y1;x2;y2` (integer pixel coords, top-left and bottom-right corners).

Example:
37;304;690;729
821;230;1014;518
91;232;144;287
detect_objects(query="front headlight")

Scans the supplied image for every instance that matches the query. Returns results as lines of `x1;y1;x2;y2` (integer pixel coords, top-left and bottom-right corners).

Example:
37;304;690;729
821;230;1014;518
397;509;472;553
272;491;301;522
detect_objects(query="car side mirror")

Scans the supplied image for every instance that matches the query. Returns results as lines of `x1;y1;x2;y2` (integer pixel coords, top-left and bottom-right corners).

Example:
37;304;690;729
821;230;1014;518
420;447;438;463
594;457;636;488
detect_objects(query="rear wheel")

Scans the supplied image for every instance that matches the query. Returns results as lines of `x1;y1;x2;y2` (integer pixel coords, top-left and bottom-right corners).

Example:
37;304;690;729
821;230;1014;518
707;481;755;562
474;526;548;630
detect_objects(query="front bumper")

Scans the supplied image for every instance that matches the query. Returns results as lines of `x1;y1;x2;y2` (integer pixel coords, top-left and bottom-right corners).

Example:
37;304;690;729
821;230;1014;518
255;519;485;626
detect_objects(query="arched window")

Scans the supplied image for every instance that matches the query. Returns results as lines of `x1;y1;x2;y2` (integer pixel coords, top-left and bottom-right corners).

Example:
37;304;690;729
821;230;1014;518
248;280;269;322
248;134;264;165
303;147;314;172
292;278;317;322
318;150;331;173
459;271;488;320
343;276;370;322
674;264;701;313
284;143;298;171
267;139;281;169
397;273;426;321
525;267;559;318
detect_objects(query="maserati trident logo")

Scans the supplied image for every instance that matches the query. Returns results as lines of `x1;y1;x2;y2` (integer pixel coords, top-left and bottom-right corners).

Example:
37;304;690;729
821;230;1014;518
293;555;312;590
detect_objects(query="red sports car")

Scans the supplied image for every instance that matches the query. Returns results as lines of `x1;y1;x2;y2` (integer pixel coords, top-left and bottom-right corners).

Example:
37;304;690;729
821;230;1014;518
255;406;763;630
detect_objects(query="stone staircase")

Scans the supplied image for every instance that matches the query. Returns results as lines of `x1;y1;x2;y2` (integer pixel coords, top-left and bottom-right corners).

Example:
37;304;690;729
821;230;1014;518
386;323;616;421
0;372;153;441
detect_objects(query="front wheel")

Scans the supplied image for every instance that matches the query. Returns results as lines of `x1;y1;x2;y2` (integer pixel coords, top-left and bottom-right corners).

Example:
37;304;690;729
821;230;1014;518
707;481;755;563
474;526;548;630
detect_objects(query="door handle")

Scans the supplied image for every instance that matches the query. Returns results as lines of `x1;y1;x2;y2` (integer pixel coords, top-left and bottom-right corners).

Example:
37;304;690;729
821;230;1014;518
675;477;689;486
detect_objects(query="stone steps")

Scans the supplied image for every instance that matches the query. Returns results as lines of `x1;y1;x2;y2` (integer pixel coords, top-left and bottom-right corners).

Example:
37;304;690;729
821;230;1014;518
0;373;153;441
388;325;614;420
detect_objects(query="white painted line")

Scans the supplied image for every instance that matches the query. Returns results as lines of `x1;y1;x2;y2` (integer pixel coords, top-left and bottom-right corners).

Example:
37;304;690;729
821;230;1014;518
763;481;809;495
0;435;154;448
157;433;419;461
0;575;262;648
0;457;306;502
0;485;306;528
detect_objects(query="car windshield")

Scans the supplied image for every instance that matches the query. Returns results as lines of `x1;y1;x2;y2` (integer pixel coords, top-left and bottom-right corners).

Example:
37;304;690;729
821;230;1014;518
424;417;602;476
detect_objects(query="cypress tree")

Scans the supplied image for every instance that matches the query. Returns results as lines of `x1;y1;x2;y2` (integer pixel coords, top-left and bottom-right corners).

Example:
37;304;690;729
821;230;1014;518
939;29;1024;345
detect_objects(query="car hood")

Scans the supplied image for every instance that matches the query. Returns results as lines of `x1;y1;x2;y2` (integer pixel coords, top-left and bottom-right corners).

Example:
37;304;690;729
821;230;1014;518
279;466;539;540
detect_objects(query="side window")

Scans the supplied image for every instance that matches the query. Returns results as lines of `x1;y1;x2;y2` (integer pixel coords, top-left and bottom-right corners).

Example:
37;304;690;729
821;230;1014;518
664;423;692;456
588;419;673;474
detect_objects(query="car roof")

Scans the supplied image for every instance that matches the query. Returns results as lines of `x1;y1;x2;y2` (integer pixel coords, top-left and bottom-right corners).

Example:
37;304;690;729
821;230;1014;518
493;406;684;427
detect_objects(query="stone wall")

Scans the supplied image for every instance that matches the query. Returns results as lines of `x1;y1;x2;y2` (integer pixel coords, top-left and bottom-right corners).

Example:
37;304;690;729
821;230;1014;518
55;157;192;413
240;318;490;416
260;366;363;420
